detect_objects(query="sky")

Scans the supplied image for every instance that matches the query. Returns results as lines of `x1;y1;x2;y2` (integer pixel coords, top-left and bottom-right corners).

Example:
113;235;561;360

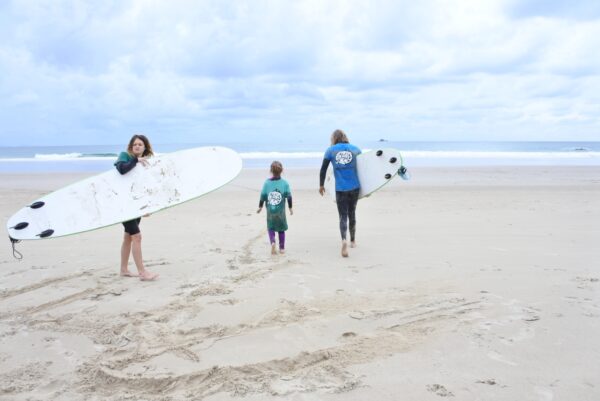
0;0;599;146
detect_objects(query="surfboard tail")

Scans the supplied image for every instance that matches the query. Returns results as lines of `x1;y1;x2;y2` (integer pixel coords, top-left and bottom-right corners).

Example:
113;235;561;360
399;166;411;180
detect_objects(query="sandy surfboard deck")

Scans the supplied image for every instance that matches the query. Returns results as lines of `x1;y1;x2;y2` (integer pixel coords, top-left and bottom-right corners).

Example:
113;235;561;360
7;146;242;241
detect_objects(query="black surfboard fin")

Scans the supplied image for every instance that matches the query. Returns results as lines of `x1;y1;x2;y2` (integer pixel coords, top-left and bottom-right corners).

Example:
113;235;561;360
30;201;45;209
37;229;54;238
389;157;397;163
376;150;383;156
10;222;29;230
385;173;392;179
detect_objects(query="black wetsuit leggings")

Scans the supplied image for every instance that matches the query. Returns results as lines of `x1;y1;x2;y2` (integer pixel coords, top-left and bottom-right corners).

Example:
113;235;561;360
335;189;359;241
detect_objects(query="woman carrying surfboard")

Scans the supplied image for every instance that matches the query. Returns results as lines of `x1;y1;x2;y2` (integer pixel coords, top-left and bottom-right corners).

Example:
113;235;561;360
319;129;362;257
114;134;159;281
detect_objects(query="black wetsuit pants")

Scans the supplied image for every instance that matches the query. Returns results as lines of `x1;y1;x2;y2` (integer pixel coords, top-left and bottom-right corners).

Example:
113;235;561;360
335;189;359;241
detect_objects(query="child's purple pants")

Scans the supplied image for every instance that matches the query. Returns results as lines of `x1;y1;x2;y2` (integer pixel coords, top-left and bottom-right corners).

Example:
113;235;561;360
268;230;286;249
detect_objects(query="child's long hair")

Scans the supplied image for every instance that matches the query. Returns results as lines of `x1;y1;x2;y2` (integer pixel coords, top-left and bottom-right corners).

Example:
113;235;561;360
331;129;349;145
127;134;154;157
270;161;283;178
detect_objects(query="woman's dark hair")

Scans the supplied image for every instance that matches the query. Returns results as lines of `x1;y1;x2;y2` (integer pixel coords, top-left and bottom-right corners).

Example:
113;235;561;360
127;134;154;157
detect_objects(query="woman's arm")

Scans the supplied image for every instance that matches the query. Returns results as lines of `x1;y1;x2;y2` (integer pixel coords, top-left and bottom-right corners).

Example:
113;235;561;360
115;157;138;175
319;158;330;187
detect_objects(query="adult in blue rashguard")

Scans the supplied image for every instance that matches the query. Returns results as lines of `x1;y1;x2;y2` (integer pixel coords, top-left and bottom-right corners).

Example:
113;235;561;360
319;129;362;257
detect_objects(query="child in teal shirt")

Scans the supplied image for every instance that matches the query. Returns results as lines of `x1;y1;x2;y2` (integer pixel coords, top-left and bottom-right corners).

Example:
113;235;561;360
257;161;293;255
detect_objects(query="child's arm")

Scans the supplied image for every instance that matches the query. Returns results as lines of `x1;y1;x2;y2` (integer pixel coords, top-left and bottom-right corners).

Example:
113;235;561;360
258;181;268;213
257;199;265;214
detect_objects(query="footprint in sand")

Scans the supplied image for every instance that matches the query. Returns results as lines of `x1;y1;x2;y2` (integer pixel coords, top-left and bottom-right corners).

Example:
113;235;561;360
146;259;170;267
427;384;454;397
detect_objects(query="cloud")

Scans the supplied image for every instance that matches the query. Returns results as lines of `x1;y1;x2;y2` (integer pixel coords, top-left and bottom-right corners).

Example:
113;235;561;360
0;0;599;145
507;0;600;20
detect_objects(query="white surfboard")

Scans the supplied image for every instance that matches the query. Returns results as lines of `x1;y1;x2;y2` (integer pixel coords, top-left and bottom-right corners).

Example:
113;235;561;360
7;146;242;241
324;148;409;201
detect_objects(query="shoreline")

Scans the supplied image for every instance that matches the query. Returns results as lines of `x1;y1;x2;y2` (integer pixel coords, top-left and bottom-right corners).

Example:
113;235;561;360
1;165;599;191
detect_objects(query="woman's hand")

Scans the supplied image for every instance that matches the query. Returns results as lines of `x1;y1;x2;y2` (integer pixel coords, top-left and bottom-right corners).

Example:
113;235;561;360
256;207;262;214
289;208;294;215
138;157;150;167
319;186;325;196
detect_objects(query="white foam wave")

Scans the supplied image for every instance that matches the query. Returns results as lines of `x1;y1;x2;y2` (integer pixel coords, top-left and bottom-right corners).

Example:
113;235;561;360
34;152;83;160
239;152;323;159
2;155;112;162
0;150;598;162
402;151;600;159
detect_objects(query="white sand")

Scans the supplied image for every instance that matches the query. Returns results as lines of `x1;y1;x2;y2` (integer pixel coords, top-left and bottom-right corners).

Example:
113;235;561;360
0;166;599;400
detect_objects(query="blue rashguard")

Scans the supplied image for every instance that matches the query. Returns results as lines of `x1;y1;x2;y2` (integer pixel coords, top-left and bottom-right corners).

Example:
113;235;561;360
321;143;362;191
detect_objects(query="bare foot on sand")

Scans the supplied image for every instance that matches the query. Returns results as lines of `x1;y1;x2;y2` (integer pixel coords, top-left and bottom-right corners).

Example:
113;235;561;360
350;241;357;248
279;249;285;255
341;241;349;257
139;271;159;281
120;270;138;277
271;243;277;255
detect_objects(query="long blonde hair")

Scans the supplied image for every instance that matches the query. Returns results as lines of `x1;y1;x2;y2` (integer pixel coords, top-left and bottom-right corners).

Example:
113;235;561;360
331;129;349;145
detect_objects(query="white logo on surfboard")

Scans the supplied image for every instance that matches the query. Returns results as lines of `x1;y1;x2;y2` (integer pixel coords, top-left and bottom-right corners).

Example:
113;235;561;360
268;191;282;206
335;151;353;165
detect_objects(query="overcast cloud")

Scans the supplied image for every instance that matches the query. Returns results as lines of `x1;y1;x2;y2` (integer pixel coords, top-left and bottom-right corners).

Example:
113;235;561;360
1;0;599;145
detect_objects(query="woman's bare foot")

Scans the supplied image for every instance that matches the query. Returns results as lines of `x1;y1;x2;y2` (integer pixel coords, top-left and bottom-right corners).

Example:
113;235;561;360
279;248;285;255
341;241;349;257
271;243;277;255
139;271;159;281
120;270;138;277
350;241;357;248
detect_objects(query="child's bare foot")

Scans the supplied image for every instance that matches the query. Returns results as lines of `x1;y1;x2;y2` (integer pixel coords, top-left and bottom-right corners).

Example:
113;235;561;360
120;270;138;277
350;241;357;248
139;271;159;281
271;243;277;255
341;241;349;257
279;248;285;255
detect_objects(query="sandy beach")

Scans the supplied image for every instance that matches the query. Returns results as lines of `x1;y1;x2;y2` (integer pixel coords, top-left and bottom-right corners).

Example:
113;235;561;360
0;166;599;401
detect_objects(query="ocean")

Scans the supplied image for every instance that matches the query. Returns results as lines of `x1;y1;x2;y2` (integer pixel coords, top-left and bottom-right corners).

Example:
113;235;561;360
0;141;599;173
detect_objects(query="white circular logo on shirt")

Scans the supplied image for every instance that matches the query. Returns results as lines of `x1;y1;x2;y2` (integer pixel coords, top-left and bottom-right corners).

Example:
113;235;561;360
268;191;282;206
335;151;353;165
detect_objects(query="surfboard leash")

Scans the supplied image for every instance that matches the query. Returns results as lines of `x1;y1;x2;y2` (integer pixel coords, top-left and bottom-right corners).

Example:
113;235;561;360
8;236;23;260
